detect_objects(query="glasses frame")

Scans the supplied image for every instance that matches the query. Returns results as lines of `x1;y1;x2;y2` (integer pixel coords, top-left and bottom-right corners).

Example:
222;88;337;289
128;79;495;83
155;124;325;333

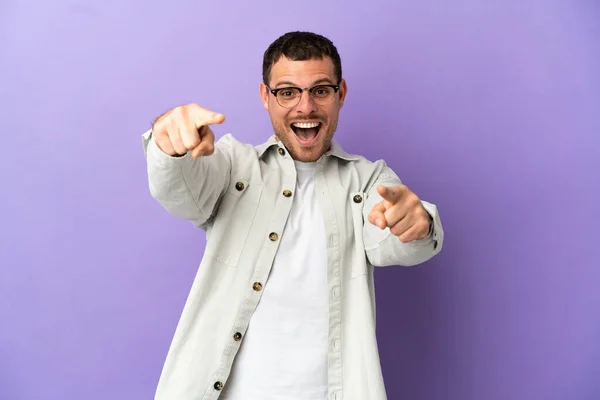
266;84;340;108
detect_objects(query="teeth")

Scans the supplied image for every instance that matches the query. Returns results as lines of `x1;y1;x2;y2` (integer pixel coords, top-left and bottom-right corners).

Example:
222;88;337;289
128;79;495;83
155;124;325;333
292;122;320;129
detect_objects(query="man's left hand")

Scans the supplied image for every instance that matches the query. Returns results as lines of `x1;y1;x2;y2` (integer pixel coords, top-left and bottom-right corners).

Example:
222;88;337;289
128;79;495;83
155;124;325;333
368;185;432;243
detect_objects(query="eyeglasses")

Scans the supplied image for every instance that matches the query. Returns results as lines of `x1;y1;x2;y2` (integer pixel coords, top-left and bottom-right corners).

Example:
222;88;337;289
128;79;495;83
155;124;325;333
266;84;340;108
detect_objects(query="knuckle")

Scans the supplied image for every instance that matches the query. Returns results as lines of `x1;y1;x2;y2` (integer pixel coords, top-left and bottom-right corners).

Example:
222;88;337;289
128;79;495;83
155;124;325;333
155;136;168;147
153;121;167;135
186;136;201;149
383;209;393;221
409;196;420;208
177;142;188;153
176;105;189;117
171;108;188;127
169;130;182;144
156;141;173;155
189;103;203;112
154;127;169;141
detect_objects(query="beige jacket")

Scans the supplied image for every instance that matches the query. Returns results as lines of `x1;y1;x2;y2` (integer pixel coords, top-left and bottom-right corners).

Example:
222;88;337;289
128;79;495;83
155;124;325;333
142;129;444;400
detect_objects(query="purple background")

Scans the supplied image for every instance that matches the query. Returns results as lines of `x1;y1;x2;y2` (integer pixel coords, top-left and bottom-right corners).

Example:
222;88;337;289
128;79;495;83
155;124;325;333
2;1;599;399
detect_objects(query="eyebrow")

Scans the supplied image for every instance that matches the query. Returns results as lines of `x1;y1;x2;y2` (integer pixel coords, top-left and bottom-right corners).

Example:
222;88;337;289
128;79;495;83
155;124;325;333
274;78;335;88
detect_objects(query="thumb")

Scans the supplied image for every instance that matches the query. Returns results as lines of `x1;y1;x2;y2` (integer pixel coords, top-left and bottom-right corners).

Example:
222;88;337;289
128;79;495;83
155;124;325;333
368;201;388;230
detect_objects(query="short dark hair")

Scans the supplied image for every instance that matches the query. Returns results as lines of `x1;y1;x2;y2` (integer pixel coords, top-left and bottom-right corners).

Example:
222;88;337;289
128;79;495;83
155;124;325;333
262;31;342;86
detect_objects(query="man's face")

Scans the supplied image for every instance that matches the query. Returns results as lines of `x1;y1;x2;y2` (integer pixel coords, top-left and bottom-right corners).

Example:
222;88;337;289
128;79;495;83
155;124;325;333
260;56;347;162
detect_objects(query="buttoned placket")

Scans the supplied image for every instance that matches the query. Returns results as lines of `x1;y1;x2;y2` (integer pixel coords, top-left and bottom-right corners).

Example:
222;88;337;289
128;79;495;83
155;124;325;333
203;144;297;399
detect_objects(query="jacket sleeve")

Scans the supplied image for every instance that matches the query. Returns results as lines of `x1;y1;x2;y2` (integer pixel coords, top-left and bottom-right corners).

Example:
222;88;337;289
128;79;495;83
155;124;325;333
362;163;444;267
142;129;232;229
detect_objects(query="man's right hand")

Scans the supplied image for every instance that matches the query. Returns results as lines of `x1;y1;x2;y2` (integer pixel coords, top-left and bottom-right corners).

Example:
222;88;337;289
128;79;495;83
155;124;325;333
152;104;226;158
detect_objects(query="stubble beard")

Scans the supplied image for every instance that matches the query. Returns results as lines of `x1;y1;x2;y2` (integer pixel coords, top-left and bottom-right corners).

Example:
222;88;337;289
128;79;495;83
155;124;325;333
271;116;339;163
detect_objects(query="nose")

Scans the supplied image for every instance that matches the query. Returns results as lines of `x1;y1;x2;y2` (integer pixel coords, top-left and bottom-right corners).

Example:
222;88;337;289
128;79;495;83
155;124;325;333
294;90;318;113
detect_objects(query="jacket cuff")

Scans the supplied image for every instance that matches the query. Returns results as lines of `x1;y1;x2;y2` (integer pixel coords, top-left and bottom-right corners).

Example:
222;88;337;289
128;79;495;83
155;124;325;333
142;129;192;167
421;200;443;251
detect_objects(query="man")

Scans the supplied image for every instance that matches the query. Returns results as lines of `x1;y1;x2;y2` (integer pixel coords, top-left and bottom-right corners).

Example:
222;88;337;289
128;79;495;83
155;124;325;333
142;31;443;400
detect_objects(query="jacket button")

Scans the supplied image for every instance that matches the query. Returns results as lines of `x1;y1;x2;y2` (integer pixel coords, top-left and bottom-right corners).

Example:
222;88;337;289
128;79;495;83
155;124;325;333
282;190;292;197
278;148;286;156
214;381;223;391
233;332;242;341
235;182;245;191
353;194;363;203
253;282;263;291
269;232;279;241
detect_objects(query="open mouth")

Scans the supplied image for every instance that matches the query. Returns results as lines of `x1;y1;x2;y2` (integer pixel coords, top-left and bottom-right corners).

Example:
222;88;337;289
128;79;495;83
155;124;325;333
291;121;322;145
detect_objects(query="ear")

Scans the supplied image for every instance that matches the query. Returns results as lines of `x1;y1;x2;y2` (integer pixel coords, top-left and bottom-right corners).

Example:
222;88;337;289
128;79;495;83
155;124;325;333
338;79;348;108
259;82;270;111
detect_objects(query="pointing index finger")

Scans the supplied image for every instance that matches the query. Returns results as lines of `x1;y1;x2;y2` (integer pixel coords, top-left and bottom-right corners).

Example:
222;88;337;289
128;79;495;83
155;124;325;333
192;107;226;130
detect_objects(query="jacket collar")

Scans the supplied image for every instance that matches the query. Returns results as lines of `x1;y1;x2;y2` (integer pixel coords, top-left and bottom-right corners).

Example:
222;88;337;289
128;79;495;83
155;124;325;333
255;135;360;162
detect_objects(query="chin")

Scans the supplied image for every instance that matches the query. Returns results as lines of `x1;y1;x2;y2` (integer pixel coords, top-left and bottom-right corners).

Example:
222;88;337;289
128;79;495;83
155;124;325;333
291;141;329;162
294;152;321;163
274;124;332;162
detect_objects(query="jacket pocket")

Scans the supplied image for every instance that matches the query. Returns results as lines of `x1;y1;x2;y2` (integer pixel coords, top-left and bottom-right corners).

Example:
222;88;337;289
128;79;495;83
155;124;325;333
205;179;262;267
350;191;368;278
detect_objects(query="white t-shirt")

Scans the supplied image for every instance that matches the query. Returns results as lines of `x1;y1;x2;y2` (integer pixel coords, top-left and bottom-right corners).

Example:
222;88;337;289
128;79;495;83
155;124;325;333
221;160;329;400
